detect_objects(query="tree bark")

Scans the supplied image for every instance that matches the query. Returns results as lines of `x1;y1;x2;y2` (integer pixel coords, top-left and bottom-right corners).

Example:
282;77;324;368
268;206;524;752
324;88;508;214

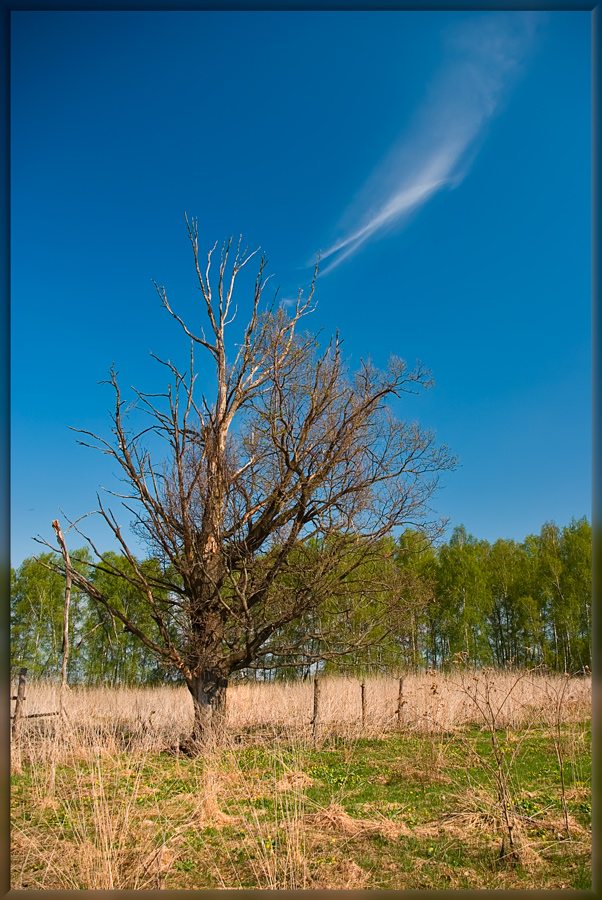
186;670;229;749
211;678;228;736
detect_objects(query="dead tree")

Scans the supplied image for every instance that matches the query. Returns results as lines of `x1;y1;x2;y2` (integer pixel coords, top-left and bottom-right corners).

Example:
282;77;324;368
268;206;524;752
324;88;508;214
52;520;71;705
39;218;456;750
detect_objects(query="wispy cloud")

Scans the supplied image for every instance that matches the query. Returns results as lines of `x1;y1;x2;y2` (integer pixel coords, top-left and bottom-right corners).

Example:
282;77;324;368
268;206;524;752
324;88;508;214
314;13;544;275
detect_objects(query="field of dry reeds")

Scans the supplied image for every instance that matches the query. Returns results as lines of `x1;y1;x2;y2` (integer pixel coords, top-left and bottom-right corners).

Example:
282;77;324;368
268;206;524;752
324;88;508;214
11;669;591;890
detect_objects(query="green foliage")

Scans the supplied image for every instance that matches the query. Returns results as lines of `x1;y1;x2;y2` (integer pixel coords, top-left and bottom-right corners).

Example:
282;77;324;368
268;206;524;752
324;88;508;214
10;550;91;680
421;517;591;673
10;550;182;685
83;553;181;684
11;516;591;682
432;527;492;667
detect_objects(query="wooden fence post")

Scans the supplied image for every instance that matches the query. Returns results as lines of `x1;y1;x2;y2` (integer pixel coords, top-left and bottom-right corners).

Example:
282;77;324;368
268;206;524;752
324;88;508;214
361;680;366;729
12;668;27;740
397;676;405;728
312;677;321;744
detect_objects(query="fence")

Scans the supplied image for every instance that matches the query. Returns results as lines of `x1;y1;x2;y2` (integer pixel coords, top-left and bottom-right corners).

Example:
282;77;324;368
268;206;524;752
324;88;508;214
11;669;60;739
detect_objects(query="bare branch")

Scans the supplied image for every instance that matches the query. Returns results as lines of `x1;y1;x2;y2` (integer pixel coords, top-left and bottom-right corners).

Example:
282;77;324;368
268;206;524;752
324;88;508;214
45;227;455;747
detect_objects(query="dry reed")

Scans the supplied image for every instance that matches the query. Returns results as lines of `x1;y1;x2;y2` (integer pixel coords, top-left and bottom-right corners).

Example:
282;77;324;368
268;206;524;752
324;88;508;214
11;670;591;761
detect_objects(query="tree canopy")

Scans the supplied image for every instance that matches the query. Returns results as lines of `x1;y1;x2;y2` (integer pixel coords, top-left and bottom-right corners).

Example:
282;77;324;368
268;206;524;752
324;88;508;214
31;223;456;747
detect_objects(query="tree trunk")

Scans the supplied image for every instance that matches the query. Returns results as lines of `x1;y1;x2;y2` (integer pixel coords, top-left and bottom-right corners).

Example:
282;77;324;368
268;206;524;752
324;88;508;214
186;670;229;750
211;678;228;735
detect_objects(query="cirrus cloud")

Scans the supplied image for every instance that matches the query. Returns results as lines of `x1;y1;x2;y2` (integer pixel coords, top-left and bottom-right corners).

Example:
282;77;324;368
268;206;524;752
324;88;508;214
314;13;545;275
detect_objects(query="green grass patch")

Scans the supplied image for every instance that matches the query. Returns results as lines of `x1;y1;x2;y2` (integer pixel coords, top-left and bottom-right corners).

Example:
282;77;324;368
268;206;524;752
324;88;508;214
11;719;590;890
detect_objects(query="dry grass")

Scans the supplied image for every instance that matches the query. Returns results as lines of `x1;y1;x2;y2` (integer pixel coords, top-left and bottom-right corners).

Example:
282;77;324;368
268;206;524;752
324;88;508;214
12;669;590;751
10;669;591;889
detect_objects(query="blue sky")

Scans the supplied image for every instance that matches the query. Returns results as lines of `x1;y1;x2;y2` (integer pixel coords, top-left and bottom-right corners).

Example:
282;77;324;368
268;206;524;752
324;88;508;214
11;11;591;566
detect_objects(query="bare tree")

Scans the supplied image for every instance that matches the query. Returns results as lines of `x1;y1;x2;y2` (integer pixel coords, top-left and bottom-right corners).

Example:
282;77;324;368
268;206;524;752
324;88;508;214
40;218;456;749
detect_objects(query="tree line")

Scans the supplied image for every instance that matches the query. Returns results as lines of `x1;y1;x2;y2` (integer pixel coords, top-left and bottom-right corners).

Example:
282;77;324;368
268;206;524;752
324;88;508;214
11;515;591;684
318;516;591;677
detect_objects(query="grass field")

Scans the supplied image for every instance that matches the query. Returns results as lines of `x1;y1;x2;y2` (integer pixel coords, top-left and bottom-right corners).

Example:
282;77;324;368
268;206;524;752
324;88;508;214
11;670;591;889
